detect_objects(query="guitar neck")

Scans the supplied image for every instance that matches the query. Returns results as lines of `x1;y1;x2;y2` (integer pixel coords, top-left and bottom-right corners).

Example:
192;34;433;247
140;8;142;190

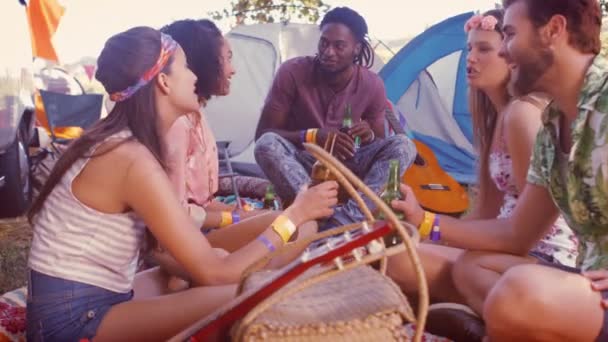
170;222;392;341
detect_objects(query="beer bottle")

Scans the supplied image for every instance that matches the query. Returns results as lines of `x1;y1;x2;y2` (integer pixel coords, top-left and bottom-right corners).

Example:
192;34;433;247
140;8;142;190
377;159;404;246
340;104;353;133
310;159;338;187
263;184;280;210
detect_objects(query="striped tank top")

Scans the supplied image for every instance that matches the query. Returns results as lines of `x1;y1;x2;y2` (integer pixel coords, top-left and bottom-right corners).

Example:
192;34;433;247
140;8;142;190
28;130;146;293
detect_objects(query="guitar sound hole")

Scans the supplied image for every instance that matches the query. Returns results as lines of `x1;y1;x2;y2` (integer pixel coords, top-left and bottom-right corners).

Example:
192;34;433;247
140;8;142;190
414;154;426;166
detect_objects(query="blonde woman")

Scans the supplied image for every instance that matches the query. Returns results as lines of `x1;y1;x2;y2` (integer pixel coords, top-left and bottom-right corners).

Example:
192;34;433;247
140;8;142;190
386;9;577;314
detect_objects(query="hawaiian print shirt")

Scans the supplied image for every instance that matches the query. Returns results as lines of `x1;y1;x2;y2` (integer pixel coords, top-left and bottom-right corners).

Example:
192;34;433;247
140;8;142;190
527;54;608;271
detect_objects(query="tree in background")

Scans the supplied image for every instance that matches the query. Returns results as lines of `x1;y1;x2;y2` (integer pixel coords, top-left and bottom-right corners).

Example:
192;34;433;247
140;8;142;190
601;1;608;58
210;0;329;25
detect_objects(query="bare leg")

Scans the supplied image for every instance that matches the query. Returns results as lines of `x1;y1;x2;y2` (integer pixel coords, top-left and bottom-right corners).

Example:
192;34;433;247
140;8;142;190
452;251;536;314
387;243;465;303
94;284;237;341
483;264;604;341
206;211;280;252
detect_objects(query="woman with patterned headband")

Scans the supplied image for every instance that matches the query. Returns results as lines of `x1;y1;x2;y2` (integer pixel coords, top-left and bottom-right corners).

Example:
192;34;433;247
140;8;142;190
25;26;338;341
386;9;577;318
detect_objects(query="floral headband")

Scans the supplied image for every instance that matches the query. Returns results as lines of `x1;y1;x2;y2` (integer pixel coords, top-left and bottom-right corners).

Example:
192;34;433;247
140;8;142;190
464;14;499;33
110;33;178;102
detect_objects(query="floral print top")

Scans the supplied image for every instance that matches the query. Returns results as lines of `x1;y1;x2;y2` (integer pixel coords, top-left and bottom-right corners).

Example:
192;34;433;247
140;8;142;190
527;55;608;271
489;149;578;266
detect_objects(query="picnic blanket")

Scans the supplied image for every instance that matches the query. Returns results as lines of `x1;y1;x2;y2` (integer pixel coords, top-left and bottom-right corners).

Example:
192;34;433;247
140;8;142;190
0;287;26;342
1;286;452;341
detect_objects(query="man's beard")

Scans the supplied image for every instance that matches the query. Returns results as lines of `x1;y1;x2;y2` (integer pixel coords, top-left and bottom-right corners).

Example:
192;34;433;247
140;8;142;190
316;57;352;76
320;64;351;76
512;45;554;95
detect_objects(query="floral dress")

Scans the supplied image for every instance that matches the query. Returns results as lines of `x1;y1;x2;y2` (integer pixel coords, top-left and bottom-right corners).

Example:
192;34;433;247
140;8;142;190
488;97;579;266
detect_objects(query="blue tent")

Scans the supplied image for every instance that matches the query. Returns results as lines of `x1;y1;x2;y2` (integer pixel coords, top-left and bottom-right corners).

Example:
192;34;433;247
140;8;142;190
379;12;477;184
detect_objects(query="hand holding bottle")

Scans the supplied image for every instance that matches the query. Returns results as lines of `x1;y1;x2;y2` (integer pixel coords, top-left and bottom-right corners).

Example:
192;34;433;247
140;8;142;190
315;129;355;160
391;184;425;226
283;181;339;225
348;120;375;145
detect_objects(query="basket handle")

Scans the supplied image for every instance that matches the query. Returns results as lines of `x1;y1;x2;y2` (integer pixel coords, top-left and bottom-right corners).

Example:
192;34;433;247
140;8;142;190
236;136;378;290
235;143;429;342
302;143;429;341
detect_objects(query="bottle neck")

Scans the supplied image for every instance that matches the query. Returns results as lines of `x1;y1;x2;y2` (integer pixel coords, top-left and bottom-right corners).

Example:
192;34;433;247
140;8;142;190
342;118;352;129
387;165;400;192
342;104;352;128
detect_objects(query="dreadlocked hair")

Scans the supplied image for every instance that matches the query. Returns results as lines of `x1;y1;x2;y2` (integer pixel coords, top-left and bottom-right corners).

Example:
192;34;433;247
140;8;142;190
320;7;374;68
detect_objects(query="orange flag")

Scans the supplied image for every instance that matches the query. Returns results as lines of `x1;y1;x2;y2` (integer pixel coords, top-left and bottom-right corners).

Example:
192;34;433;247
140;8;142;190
26;0;65;62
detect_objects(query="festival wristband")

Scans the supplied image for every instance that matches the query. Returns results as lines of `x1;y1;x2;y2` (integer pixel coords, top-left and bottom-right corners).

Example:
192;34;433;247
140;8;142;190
305;129;314;143
231;211;240;224
305;129;318;144
271;214;297;244
430;214;441;241
418;211;435;238
257;235;277;252
300;130;307;144
219;211;232;228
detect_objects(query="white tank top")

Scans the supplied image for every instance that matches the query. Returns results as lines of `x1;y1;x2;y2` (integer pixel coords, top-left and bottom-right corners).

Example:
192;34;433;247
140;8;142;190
28;130;146;293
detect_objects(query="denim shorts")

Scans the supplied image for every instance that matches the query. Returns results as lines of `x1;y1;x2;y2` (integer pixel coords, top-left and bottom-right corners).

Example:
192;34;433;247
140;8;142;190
26;270;133;342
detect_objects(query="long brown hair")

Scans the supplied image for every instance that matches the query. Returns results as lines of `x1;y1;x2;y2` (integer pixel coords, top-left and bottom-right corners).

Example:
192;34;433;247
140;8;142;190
467;9;510;207
28;27;172;223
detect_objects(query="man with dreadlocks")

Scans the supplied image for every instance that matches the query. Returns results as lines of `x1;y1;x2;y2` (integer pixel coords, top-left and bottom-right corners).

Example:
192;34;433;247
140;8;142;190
254;6;415;228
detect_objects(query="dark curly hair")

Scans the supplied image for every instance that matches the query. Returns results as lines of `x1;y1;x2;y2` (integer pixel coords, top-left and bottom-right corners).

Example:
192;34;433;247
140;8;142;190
160;19;224;101
320;7;374;68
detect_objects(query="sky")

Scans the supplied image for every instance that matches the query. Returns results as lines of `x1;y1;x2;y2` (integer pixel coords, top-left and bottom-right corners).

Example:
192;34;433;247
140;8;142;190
3;0;499;64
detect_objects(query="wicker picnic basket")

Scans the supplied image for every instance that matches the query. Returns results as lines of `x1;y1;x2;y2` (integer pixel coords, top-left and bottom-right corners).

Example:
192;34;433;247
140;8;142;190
229;142;430;342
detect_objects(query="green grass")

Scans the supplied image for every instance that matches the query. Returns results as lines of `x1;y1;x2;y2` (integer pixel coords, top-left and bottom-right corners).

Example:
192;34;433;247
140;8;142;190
0;217;31;294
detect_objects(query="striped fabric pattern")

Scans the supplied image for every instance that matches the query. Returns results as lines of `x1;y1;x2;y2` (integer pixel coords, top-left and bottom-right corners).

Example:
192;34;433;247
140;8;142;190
28;130;146;293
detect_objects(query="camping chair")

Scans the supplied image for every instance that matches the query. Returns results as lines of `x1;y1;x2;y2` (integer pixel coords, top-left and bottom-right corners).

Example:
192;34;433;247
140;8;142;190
38;89;103;157
216;140;242;210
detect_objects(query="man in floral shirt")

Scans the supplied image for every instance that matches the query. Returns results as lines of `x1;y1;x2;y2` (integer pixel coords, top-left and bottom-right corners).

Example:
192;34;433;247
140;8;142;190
527;58;608;272
391;0;608;340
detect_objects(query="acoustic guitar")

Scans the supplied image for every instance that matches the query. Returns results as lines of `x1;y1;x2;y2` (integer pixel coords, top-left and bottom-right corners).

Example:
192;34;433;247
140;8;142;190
168;221;393;342
385;105;469;215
